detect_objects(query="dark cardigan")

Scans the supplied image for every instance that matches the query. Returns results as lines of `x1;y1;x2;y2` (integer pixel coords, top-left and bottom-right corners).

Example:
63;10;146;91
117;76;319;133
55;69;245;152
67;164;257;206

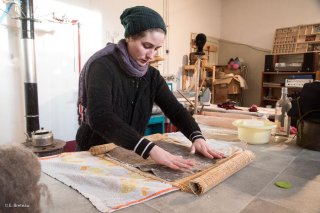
76;54;204;158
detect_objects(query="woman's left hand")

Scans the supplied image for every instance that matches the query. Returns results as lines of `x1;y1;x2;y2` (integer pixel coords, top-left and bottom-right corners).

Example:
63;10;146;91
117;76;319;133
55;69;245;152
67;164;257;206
190;138;224;159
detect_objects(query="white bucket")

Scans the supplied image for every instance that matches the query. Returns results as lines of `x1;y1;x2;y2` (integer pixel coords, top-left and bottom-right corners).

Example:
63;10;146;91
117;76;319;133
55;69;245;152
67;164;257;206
232;119;276;144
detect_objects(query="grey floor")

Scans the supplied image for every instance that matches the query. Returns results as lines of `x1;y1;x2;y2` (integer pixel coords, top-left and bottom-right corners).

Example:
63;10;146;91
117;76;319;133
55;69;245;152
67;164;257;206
40;139;320;213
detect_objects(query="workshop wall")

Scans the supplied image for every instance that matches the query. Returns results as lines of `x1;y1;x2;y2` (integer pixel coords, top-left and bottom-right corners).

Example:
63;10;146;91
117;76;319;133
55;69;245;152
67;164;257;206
166;0;221;90
221;0;320;50
0;0;221;144
218;40;270;107
1;0;319;144
219;0;320;107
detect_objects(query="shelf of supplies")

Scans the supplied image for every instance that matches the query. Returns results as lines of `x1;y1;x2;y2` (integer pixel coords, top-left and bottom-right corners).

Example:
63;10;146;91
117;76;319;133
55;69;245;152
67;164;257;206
263;85;305;89
274;43;296;45
261;70;318;107
297;41;320;44
263;71;317;75
263;98;278;102
262;85;282;88
272;23;320;54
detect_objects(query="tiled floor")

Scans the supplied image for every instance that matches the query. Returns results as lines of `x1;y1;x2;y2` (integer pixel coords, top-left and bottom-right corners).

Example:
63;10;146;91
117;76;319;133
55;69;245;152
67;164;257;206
40;139;320;213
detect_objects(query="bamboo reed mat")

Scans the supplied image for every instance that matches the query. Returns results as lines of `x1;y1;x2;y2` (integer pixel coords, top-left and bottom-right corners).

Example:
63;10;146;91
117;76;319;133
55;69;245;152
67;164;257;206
89;134;255;195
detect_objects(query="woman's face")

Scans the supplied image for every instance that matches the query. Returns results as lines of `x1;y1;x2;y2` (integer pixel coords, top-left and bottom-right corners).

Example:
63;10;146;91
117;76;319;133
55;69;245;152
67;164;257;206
126;31;165;67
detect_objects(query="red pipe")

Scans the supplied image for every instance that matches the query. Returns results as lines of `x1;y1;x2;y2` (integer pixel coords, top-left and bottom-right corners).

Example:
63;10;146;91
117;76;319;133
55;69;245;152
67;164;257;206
77;22;81;73
77;22;84;122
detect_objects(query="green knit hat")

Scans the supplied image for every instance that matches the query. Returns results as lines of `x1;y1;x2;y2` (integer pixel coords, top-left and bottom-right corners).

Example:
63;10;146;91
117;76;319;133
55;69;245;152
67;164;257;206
120;6;167;38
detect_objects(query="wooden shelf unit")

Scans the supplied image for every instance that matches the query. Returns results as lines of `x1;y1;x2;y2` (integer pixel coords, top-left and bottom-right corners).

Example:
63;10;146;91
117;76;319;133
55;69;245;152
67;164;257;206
260;71;320;107
182;64;215;91
182;64;216;105
273;23;320;54
262;50;320;107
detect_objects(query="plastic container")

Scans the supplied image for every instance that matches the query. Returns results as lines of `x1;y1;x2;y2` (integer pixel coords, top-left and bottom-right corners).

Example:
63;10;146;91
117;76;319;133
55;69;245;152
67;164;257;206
232;119;276;144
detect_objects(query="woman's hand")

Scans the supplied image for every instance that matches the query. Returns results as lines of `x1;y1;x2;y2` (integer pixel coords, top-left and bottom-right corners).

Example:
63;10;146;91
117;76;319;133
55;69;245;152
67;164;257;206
190;138;224;159
149;145;195;170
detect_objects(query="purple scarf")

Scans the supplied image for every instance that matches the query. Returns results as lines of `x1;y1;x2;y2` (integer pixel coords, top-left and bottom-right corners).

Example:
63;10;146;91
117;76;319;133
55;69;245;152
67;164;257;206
78;39;148;108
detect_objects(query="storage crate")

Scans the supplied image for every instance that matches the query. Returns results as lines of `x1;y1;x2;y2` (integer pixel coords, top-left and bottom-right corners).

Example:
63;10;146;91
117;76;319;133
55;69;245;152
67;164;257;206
144;115;165;136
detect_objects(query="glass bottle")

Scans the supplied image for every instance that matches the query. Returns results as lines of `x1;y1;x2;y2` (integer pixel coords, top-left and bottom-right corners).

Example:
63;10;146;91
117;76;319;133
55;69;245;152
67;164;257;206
275;87;292;137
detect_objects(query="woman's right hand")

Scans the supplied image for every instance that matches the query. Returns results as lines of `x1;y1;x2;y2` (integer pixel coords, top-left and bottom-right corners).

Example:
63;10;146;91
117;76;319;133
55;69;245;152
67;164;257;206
149;145;195;170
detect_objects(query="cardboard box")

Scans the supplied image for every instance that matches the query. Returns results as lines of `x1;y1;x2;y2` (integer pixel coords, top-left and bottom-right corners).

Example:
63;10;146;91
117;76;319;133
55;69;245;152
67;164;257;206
213;77;241;103
215;67;241;78
214;77;241;94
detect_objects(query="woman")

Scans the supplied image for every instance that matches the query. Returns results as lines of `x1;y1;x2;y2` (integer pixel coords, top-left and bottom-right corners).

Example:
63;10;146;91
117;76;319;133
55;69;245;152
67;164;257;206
76;6;223;170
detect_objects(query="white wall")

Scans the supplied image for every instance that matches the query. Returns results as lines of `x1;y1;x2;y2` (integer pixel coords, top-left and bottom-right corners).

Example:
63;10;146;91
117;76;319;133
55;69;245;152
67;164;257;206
219;0;320;107
0;0;114;144
0;20;25;144
166;0;221;90
221;0;320;50
0;0;221;144
1;0;319;144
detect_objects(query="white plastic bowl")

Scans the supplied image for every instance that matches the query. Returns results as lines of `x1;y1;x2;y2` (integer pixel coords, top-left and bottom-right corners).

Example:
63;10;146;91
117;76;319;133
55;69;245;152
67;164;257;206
232;119;276;144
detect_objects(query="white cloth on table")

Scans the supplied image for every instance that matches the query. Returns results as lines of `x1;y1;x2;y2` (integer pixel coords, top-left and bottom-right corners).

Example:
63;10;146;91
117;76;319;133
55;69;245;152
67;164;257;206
40;152;177;213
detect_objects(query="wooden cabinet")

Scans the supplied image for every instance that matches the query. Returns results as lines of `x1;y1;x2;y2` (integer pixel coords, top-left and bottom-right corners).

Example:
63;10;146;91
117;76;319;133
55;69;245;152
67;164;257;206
261;52;320;107
260;71;320;107
273;23;320;54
